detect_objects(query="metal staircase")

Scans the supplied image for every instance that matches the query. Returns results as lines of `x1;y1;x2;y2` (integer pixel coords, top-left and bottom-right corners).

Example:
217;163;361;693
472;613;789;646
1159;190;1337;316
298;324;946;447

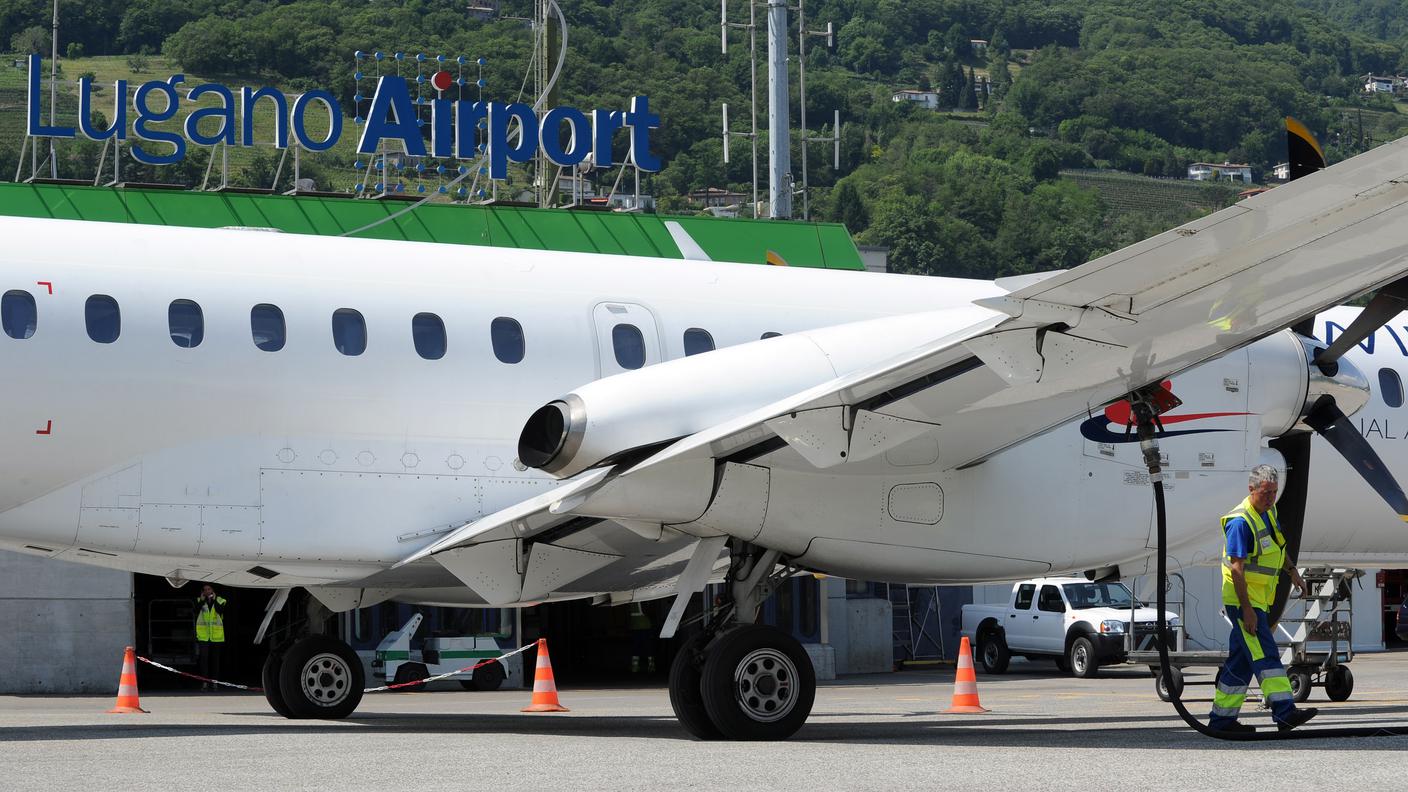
888;584;946;665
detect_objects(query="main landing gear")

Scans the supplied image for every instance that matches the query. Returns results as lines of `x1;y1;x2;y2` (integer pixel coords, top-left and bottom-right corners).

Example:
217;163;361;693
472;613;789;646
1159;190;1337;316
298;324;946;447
263;635;365;719
668;541;817;741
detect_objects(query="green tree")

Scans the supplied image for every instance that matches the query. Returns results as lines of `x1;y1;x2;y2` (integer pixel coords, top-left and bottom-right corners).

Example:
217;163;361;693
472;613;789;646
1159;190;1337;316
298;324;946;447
962;67;979;110
10;25;45;54
832;180;868;233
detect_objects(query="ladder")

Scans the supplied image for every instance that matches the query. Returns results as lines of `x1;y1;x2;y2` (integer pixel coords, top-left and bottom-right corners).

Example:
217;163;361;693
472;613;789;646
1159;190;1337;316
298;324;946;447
1277;567;1357;668
888;584;946;664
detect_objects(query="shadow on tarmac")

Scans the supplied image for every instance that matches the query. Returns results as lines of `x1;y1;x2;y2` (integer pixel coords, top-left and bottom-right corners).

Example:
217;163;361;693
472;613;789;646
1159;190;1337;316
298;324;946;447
6;704;1408;749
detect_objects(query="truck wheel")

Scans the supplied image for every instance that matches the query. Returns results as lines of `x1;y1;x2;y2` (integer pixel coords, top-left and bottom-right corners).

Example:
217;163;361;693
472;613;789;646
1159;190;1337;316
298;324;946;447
1068;637;1098;679
1289;668;1312;703
1325;665;1354;702
392;662;429;692
470;660;506;691
1155;667;1184;702
978;630;1010;674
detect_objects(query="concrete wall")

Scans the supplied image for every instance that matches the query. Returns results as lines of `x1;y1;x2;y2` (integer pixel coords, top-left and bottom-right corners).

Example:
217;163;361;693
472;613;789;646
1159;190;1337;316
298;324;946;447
0;551;133;693
825;580;893;675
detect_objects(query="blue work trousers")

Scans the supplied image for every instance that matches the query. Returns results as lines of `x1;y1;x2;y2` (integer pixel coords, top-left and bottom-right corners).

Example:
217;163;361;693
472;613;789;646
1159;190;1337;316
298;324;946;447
1209;605;1297;728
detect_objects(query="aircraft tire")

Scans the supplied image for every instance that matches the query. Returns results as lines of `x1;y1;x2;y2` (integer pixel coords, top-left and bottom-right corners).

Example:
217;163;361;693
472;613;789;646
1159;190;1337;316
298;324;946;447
278;636;365;719
261;648;295;718
700;625;815;741
669;632;723;740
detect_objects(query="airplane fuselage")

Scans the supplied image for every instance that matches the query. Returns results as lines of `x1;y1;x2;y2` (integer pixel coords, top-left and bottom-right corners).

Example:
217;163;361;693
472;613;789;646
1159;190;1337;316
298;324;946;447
0;216;1403;602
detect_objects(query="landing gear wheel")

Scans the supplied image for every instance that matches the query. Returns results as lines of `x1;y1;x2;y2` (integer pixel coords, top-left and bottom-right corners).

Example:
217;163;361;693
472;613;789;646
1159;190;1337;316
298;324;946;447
392;662;429;692
1068;637;1098;679
1325;665;1354;702
261;649;294;718
1155;666;1184;702
467;660;506;691
278;636;365;719
978;631;1010;674
700;625;815;741
669;633;723;740
1288;668;1313;703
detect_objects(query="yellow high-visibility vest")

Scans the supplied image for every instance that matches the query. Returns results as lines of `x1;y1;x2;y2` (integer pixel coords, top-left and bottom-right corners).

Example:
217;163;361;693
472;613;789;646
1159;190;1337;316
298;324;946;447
195;596;227;643
1220;496;1286;611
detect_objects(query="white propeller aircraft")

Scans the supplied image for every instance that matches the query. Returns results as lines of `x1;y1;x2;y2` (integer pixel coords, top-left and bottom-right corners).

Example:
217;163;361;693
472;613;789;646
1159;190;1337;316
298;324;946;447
5;125;1408;740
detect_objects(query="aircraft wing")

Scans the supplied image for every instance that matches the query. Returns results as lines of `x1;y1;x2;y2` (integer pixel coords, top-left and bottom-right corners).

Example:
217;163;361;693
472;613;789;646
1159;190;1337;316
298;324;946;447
609;134;1408;479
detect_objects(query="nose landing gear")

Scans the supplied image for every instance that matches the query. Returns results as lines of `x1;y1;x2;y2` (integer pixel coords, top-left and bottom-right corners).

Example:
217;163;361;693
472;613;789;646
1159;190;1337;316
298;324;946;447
667;541;817;741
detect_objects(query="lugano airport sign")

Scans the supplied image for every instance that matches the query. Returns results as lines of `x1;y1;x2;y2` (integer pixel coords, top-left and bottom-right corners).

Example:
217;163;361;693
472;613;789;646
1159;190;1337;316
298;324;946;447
23;54;662;179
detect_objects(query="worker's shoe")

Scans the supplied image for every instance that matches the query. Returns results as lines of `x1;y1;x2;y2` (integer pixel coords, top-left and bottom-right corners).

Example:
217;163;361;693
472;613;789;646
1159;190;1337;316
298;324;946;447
1214;721;1256;734
1277;707;1319;732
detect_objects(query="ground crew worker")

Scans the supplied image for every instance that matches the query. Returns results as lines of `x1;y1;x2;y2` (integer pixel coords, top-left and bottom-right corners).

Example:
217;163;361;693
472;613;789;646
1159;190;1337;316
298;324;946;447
1209;465;1317;733
195;584;227;691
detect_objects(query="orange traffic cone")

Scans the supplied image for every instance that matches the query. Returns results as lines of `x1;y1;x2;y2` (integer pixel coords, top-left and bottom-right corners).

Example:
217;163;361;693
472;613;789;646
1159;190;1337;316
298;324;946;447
521;638;569;713
108;646;148;714
944;635;989;714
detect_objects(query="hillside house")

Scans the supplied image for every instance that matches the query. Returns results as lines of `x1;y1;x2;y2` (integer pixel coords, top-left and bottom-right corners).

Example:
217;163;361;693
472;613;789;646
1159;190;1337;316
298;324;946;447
1271;162;1290;181
688;187;747;208
1363;74;1405;94
891;89;941;110
1187;162;1252;184
970;39;988;55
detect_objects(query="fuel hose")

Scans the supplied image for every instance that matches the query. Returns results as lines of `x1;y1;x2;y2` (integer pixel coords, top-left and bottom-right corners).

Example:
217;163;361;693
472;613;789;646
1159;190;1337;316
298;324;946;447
1132;399;1408;740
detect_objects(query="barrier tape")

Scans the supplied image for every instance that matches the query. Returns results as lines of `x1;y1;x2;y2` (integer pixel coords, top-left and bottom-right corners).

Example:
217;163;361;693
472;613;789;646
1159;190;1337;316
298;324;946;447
135;655;264;692
136;642;537;694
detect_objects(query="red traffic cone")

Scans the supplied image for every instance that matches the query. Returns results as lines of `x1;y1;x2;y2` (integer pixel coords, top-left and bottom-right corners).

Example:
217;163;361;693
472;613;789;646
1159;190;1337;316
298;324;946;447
944;635;989;714
108;646;148;714
521;638;569;713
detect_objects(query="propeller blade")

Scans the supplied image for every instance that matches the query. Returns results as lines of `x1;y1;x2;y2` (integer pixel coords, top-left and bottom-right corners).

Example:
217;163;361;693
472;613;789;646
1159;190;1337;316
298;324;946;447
1267;432;1310;625
1313;278;1408;367
1286;116;1327;181
1284;118;1326;339
1305;397;1408;520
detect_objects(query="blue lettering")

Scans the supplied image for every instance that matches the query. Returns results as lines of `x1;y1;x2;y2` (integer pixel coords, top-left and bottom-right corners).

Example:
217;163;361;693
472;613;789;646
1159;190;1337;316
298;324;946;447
241;86;289;148
1324;321;1374;354
26;56;74;138
356;77;424;157
487;102;536;179
591;109;625;169
291;90;342;152
77;76;127;141
184;84;235;146
132;76;187;166
431;99;454;158
454;100;488;159
1385;325;1408;357
625;95;661;171
540;106;591;167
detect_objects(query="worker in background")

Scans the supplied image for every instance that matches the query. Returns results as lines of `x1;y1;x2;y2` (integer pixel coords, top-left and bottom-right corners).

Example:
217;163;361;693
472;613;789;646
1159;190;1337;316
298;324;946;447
1209;465;1317;733
195;584;227;691
629;602;656;674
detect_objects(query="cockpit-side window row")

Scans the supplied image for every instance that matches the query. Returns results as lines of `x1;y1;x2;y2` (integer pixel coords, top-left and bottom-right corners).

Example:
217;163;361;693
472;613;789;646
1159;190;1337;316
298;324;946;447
1;289;779;364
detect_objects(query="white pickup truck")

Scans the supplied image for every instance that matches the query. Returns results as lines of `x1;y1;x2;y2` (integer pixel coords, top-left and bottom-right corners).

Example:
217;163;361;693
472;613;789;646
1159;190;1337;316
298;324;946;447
960;577;1179;678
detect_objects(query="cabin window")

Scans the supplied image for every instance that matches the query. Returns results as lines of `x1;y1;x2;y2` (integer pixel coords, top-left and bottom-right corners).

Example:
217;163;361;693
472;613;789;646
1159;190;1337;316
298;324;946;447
251;304;285;352
85;295;120;344
1014;584;1035;610
683;328;715;356
491;317;525;364
412;313;446;360
332;309;367;356
761;331;782;339
612;323;646;369
1;290;36;340
1038;585;1066;613
1381;368;1404;409
168;299;204;348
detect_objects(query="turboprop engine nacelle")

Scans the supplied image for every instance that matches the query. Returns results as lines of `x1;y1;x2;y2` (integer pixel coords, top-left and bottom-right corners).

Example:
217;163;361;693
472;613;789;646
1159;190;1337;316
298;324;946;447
1247;329;1371;438
517;307;996;479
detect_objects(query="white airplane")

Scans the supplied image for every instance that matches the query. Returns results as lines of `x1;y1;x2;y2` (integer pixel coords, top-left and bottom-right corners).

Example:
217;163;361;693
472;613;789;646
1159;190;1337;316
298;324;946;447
5;126;1408;741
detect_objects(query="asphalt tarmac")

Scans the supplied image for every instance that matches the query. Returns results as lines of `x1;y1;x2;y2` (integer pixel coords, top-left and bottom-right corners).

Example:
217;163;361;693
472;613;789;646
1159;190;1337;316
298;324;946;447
4;653;1408;791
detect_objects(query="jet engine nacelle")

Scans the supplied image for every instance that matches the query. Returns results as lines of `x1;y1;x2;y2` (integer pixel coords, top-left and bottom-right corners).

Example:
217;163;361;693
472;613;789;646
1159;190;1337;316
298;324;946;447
517;307;995;478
